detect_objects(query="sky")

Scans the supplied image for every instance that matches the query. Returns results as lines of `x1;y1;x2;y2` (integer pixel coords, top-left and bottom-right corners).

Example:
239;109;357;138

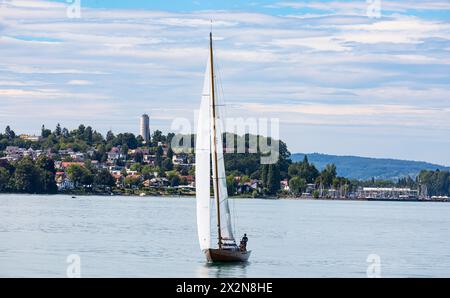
0;0;450;165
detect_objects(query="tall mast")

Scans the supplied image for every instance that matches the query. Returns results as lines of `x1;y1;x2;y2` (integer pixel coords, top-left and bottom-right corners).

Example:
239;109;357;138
210;32;222;249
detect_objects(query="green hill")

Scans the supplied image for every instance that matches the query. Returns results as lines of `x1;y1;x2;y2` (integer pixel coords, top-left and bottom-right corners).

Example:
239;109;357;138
291;153;450;181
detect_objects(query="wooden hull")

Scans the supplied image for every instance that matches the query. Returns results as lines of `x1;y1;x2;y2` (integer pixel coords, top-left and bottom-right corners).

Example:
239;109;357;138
205;249;251;263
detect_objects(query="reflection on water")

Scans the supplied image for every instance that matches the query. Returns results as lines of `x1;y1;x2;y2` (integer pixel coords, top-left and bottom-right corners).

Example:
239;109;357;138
1;195;450;277
197;262;250;278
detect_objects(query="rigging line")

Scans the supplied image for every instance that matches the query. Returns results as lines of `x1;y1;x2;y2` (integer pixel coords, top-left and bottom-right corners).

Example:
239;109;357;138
212;51;227;152
216;52;227;119
212;47;225;118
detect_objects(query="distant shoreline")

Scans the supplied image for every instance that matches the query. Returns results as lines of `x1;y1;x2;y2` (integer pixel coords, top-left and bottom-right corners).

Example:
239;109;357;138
0;193;447;203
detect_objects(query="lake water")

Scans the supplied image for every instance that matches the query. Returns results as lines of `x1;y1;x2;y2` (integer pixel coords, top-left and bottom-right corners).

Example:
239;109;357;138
0;194;449;278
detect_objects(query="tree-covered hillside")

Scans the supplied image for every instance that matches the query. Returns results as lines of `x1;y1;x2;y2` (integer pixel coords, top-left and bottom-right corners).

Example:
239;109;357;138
292;153;450;180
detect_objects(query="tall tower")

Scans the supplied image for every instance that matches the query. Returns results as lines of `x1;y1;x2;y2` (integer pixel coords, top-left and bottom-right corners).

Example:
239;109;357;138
140;114;150;143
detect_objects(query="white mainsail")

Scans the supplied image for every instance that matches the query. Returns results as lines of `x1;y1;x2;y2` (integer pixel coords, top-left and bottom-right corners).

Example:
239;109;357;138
196;57;212;250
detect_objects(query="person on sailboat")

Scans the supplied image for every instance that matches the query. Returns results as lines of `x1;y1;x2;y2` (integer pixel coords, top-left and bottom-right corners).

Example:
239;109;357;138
240;234;248;251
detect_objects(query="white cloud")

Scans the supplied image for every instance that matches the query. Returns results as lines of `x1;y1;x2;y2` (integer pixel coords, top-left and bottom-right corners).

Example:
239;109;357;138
0;88;110;100
271;1;450;14
270;36;351;52
239;102;450;130
3;65;110;75
67;80;93;86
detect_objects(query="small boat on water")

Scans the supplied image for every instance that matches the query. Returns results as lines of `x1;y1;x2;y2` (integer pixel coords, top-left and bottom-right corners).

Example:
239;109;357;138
195;32;251;263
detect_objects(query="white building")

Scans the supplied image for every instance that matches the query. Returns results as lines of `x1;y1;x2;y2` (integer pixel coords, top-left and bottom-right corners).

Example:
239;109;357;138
172;153;188;165
140;114;150;143
70;152;85;162
5;146;24;161
19;134;42;142
357;187;419;200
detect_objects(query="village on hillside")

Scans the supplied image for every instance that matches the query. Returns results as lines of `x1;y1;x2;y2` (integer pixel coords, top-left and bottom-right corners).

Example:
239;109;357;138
0;118;448;201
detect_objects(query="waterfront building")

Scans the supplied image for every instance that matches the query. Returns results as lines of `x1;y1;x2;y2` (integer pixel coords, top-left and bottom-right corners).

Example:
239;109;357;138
140;114;150;143
357;187;419;200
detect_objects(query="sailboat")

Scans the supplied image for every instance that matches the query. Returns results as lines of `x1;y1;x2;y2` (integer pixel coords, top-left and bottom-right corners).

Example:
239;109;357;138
195;32;251;263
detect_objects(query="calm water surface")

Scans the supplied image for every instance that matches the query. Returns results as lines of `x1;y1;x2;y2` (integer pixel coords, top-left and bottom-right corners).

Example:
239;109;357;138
0;194;449;277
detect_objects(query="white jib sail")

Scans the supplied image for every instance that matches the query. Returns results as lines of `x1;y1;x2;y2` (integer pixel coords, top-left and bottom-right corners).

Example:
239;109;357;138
211;88;236;245
196;57;212;251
